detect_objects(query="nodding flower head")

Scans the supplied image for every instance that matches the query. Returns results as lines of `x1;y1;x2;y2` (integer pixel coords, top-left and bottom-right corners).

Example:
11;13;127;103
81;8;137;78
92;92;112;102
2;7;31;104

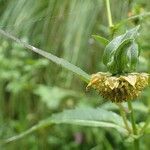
86;72;149;103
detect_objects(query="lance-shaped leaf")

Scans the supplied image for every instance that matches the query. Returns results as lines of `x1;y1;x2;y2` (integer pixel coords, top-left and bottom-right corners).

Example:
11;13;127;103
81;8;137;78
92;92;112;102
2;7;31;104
0;29;90;83
4;107;130;144
51;107;130;133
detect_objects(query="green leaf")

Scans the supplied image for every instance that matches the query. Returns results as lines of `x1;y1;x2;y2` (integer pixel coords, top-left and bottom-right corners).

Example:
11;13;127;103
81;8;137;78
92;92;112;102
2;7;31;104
0;29;90;83
106;39;133;74
129;42;139;71
3;107;130;144
114;39;133;73
51;108;129;132
103;26;140;74
103;35;122;66
92;35;109;46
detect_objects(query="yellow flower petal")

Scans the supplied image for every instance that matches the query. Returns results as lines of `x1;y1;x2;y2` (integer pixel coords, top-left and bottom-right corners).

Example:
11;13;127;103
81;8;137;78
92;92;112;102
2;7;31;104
105;77;119;90
120;75;137;87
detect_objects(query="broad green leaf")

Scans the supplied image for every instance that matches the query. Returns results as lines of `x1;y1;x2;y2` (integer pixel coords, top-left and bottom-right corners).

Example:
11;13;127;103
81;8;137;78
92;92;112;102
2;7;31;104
103;26;140;74
114;39;138;73
107;39;133;74
103;35;122;66
129;42;139;71
50;108;129;132
0;29;90;83
3;107;130;143
92;35;109;46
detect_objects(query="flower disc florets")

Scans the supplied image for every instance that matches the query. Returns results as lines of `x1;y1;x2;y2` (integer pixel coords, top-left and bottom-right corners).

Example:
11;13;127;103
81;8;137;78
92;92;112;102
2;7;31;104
86;72;149;103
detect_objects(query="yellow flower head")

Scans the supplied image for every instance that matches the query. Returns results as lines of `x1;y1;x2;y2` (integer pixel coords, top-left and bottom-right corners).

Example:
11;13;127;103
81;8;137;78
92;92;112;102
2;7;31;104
86;72;149;103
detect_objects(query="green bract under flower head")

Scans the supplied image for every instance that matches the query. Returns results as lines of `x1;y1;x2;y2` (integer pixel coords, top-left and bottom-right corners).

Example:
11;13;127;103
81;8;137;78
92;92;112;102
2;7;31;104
87;72;149;103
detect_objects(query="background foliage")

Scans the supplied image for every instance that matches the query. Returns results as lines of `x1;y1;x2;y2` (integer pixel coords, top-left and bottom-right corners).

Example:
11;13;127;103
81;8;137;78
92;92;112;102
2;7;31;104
0;0;150;149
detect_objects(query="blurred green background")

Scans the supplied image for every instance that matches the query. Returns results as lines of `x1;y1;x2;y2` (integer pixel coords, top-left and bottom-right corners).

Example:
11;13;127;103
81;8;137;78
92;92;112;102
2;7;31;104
0;0;150;149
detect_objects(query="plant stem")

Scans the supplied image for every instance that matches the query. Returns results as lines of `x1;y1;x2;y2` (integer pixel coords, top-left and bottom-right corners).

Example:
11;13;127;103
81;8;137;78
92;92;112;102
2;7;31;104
117;104;131;133
105;0;132;141
127;101;137;134
127;101;140;150
104;1;140;149
105;0;113;27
